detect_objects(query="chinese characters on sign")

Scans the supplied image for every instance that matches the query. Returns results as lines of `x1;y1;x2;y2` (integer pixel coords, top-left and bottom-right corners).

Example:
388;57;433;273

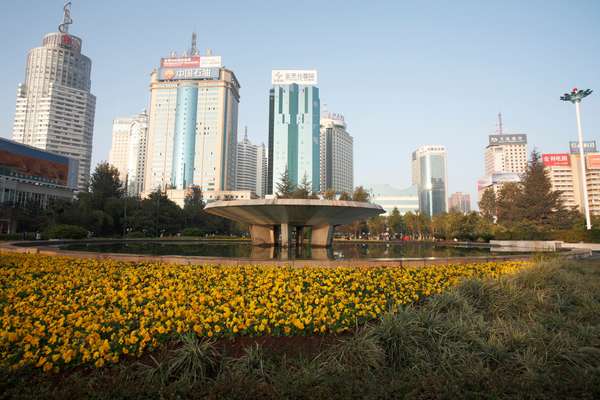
542;153;571;167
569;141;597;154
271;70;318;85
158;67;220;81
160;56;222;69
488;134;527;145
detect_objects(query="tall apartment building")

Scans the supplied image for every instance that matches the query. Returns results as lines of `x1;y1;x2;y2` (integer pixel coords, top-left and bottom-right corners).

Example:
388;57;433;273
448;192;472;213
319;112;353;194
236;128;267;197
108;111;149;196
412;145;448;216
267;70;320;194
144;36;239;195
543;141;600;215
12;3;96;190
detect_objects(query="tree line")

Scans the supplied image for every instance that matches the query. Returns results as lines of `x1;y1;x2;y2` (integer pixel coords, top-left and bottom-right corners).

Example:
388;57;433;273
6;163;245;239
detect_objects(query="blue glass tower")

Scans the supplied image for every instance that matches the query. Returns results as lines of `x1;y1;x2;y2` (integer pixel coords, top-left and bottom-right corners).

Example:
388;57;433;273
171;84;198;189
268;77;320;194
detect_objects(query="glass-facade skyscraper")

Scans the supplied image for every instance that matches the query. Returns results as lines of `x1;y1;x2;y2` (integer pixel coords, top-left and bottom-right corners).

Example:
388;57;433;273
412;145;448;216
267;70;320;194
144;40;239;193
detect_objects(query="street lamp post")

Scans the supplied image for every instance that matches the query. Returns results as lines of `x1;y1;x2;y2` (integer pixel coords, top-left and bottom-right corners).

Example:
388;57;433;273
561;88;593;230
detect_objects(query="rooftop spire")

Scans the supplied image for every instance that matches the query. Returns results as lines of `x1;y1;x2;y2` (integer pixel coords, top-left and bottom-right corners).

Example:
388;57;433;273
244;126;248;141
497;112;503;135
58;1;73;33
191;32;199;55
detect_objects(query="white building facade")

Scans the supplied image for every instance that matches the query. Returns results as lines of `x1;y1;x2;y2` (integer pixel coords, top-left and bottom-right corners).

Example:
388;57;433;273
108;111;149;196
236;129;267;197
144;41;240;195
320;112;353;194
370;184;419;216
12;6;96;190
543;142;600;215
478;116;528;200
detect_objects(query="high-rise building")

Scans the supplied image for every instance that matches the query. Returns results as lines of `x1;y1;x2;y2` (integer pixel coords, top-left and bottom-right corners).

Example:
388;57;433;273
144;36;240;195
478;114;528;199
412;145;448;216
11;3;96;190
320;112;353;194
236;128;267;197
448;192;471;213
267;70;320;194
369;184;419;216
108;111;149;196
543;141;600;215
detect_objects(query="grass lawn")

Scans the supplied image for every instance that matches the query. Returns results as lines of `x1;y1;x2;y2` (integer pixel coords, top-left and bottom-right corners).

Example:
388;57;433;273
1;257;600;399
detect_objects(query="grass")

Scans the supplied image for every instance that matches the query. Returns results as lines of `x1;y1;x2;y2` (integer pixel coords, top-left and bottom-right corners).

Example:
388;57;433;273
2;258;600;399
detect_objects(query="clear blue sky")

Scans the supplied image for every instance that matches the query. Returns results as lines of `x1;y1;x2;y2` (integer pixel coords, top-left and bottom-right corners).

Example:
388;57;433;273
1;0;599;204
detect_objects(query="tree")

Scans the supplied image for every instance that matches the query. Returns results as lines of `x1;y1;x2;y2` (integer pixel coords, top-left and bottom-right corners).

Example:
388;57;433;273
515;150;568;228
352;186;370;203
339;192;352;201
183;186;206;229
292;173;316;199
367;216;387;238
478;187;497;222
129;190;183;236
89;163;124;209
387;208;406;237
276;167;296;199
323;189;337;200
496;182;522;225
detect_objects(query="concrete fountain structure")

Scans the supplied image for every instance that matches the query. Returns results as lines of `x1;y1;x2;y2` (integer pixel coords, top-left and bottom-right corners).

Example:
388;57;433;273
204;199;385;247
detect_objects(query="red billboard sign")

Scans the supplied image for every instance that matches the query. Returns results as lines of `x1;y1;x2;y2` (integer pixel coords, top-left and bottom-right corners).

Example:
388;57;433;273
160;56;201;68
542;153;570;167
586;154;600;169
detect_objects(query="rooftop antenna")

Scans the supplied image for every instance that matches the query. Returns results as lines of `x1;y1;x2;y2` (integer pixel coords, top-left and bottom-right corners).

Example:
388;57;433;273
191;32;199;56
244;126;248;141
497;112;504;135
58;0;73;33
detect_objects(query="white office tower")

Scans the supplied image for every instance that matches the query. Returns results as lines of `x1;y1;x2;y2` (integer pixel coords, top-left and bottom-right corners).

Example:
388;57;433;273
108;111;149;196
236;128;267;197
12;3;96;190
478;114;528;199
319;112;354;194
484;114;528;175
145;35;240;193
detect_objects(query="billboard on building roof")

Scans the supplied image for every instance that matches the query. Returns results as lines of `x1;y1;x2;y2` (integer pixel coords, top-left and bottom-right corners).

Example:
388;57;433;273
0;138;77;188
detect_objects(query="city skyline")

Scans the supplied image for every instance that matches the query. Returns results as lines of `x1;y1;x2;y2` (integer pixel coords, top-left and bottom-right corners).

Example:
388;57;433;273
1;0;599;203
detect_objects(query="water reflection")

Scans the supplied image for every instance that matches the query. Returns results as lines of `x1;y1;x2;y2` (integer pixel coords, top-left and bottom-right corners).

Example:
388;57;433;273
58;240;498;260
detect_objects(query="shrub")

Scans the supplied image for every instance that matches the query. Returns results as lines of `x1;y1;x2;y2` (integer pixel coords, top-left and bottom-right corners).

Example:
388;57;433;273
45;224;88;239
181;227;205;237
126;231;146;238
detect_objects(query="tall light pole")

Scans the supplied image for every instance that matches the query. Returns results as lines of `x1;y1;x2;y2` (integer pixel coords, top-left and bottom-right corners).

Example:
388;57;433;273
561;88;593;230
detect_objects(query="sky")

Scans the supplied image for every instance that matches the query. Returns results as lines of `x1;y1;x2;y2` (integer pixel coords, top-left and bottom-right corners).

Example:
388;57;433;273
0;0;599;204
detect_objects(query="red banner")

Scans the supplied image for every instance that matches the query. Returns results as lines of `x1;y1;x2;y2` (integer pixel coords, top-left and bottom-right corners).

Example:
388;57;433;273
160;56;201;69
542;153;570;167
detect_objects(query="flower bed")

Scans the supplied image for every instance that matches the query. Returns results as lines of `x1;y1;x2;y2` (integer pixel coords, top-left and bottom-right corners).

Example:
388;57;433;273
0;253;530;372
